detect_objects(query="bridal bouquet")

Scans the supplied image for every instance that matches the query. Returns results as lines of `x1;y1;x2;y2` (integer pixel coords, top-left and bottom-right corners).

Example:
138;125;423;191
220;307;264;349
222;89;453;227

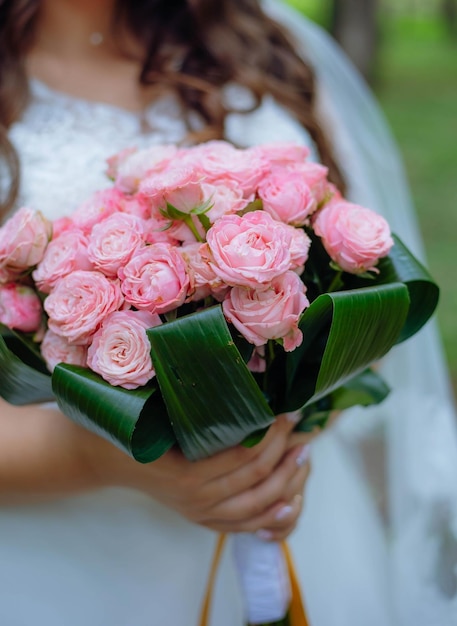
0;140;438;626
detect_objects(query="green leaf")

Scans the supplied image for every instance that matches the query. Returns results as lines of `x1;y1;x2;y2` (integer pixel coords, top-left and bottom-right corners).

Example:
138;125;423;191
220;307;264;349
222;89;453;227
0;326;53;404
331;368;390;410
347;235;439;343
198;213;212;232
295;368;390;433
380;236;439;342
279;283;410;413
52;365;175;463
238;198;263;215
147;306;275;460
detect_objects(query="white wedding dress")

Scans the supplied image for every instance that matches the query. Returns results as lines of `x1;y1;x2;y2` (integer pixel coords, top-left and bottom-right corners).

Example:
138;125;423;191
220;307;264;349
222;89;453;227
1;3;457;625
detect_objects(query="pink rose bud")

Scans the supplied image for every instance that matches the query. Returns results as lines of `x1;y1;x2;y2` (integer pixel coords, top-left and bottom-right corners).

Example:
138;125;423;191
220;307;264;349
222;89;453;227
41;330;88;372
0;208;52;276
32;229;93;294
246;346;267;373
223;271;309;352
0;283;43;333
119;243;190;314
87;310;161;389
206;210;306;288
313;200;394;274
44;270;124;345
140;164;206;215
258;169;318;226
201;181;251;223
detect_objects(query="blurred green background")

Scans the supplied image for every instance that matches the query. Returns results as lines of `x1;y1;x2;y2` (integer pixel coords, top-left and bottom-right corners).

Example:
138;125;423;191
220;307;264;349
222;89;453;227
285;0;457;395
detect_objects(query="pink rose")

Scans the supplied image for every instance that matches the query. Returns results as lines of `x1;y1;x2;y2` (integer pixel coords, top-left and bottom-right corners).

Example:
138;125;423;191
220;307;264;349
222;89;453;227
206;211;300;288
250;142;310;167
40;330;87;372
289;228;311;272
313;200;394;274
87;213;146;277
223;271;309;351
32;229;92;294
106;146;137;180
247;346;266;373
71;188;124;234
290;162;330;205
140;164;206;215
87;310;161;389
121;195;151;220
119;244;190;314
202;181;252;223
258;169;317;226
143;214;180;246
112;145;178;193
0;208;52;276
52;216;74;238
185;141;269;196
0;283;42;333
181;243;228;302
44;270;124;345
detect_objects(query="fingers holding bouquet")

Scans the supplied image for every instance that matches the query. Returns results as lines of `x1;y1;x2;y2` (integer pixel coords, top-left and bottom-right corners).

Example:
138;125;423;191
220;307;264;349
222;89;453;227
179;414;313;538
198;442;311;540
102;411;312;539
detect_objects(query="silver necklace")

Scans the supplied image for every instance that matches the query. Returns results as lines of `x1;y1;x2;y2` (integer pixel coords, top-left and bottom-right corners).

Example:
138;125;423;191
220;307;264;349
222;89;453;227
89;32;104;46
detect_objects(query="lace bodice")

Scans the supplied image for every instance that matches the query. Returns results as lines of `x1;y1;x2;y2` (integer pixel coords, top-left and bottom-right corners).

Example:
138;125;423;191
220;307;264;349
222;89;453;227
9;79;314;221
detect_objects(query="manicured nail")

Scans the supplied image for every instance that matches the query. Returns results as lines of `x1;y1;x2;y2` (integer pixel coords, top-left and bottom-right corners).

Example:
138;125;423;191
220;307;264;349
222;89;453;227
293;493;303;508
256;529;274;541
296;444;311;467
286;410;302;424
275;504;294;521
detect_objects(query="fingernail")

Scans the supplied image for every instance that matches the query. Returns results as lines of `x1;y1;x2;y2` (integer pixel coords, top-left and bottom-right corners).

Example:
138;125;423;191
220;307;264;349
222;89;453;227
256;529;273;541
275;504;293;521
296;444;311;467
293;493;303;508
286;410;302;424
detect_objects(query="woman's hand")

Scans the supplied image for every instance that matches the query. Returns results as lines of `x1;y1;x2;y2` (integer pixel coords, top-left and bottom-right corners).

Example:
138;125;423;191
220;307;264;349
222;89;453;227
0;398;313;540
89;412;313;541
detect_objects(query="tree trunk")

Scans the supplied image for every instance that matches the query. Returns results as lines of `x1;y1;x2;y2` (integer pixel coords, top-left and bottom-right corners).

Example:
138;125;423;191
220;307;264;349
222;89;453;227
442;0;457;39
330;0;379;83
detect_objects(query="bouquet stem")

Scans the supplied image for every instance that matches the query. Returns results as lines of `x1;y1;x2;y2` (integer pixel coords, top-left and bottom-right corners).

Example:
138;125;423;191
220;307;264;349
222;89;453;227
232;534;291;625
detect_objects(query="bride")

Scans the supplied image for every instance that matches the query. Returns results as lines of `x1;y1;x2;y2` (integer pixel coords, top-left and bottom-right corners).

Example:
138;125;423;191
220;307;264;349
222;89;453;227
1;1;457;624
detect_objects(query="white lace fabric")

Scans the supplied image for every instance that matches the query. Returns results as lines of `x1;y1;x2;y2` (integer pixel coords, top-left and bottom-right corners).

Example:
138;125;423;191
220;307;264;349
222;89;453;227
10;79;188;220
1;3;457;625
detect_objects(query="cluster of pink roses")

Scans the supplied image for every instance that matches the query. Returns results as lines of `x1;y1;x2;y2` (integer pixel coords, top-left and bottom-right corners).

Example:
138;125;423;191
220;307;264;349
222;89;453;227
0;140;393;389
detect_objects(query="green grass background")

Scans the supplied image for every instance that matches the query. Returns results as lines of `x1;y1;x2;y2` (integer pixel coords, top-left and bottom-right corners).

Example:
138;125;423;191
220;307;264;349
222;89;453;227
285;1;457;393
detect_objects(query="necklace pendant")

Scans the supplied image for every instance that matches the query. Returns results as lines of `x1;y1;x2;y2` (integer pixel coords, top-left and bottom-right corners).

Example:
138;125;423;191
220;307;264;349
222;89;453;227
89;32;104;46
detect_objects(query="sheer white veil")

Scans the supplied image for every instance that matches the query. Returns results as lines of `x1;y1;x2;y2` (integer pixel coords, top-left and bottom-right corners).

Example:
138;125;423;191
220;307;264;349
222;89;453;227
264;1;457;623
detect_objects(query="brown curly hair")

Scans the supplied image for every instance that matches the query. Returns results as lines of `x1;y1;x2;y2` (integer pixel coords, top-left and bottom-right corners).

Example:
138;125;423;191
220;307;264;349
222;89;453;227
0;0;345;219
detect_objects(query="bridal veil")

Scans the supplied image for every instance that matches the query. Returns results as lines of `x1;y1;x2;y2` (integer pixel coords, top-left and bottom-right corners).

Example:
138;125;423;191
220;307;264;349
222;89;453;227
264;1;457;623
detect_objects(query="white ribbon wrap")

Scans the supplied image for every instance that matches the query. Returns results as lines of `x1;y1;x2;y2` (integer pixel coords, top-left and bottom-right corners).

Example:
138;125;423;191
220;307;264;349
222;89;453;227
232;533;291;624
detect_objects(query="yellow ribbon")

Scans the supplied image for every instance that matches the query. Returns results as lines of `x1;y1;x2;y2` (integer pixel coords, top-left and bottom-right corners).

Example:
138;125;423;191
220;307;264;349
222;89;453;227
199;533;310;626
